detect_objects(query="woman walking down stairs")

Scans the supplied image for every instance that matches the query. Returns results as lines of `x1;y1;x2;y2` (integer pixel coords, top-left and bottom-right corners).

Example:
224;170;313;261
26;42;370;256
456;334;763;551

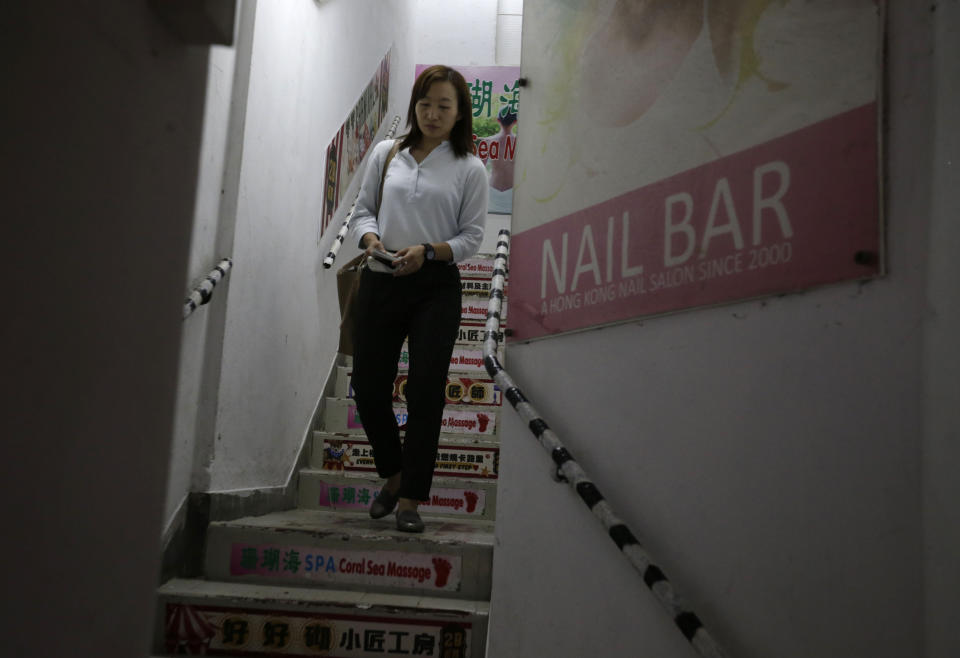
156;253;507;657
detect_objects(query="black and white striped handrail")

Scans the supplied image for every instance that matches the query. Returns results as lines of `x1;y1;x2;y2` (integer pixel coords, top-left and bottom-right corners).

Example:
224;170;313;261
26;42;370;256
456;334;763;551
323;115;402;269
482;229;728;658
182;258;233;320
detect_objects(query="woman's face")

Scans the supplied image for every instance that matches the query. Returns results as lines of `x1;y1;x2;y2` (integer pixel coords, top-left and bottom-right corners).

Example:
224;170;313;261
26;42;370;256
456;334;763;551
415;80;460;143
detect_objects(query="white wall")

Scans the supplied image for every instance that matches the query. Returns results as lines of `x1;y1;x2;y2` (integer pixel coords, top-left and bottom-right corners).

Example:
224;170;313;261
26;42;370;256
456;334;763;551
413;0;498;66
205;0;419;492
488;4;958;658
173;0;506;499
496;0;523;66
922;2;960;655
166;41;237;523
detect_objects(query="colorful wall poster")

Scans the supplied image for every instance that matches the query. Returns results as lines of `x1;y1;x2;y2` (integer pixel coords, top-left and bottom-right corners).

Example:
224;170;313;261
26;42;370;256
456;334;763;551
322;51;391;237
415;65;521;215
509;0;883;340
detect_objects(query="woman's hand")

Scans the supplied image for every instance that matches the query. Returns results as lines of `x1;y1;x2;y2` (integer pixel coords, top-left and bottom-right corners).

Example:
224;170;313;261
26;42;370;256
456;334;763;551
392;244;427;277
362;233;387;258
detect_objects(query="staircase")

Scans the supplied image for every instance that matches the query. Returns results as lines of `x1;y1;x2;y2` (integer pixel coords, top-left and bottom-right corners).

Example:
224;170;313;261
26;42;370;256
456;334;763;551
156;254;506;657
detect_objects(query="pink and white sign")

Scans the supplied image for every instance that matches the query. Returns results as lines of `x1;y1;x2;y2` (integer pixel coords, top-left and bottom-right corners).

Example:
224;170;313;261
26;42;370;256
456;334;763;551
347;405;497;437
230;543;461;591
321;435;499;479
316;482;488;516
461;297;507;323
513;0;881;340
510;105;880;340
398;345;493;373
165;603;473;657
458;256;498;279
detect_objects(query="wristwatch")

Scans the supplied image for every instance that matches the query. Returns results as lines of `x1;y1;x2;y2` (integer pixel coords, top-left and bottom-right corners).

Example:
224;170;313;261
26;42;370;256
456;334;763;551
422;243;435;260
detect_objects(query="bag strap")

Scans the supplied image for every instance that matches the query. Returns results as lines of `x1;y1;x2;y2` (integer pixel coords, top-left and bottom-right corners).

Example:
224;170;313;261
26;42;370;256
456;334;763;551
376;139;401;216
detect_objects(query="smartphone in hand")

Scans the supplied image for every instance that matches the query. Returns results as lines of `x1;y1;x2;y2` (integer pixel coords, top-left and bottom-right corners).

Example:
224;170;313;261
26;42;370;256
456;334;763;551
370;249;400;267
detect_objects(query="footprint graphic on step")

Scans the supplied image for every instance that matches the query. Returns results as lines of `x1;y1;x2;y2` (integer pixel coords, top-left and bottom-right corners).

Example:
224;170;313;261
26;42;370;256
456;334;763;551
463;491;478;514
432;557;453;588
477;413;490;433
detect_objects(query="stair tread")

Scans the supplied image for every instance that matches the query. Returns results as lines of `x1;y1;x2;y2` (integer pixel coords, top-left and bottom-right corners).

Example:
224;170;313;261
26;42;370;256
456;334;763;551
159;578;490;615
211;508;495;547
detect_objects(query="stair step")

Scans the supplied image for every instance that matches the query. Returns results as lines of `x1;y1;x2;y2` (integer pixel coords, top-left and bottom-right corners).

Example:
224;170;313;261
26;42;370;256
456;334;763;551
298;469;499;520
333;366;503;408
157;578;488;657
204;509;494;600
403;343;503;374
459;295;507;325
323;398;499;437
311;431;499;479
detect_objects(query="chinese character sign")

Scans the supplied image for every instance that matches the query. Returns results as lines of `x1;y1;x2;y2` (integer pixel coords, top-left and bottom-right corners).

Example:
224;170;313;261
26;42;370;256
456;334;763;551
164;603;472;657
416;65;521;215
509;0;882;340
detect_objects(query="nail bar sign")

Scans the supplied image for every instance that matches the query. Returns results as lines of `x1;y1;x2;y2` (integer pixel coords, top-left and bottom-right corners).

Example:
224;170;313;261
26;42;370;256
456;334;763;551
230;543;462;591
509;105;881;340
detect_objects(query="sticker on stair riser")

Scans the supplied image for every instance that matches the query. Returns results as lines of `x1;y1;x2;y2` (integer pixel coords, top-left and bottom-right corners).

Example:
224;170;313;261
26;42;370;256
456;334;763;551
165;603;473;657
398;346;497;373
461;298;507;323
457;256;498;278
316;482;487;515
347;405;496;436
345;374;502;407
457;326;503;344
229;544;462;592
322;437;499;479
460;278;507;297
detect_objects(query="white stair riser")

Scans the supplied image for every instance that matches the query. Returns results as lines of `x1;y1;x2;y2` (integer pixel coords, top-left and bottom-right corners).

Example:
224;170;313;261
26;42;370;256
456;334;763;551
158;595;486;657
402;343;503;374
456;325;504;345
323;398;498;437
312;433;499;480
457;255;502;279
298;471;499;521
459;296;507;324
334;366;503;408
204;527;493;601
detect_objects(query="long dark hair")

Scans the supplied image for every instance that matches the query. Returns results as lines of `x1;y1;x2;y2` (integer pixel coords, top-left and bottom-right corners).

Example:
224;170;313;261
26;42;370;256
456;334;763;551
399;65;474;158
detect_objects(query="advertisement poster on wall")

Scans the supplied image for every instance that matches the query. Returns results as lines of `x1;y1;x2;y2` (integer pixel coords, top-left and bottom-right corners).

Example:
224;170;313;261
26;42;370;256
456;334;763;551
509;0;883;341
415;64;521;215
321;51;391;237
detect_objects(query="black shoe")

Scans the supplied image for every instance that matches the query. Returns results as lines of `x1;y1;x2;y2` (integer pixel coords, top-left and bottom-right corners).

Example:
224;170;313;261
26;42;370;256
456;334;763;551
369;487;399;519
396;509;424;533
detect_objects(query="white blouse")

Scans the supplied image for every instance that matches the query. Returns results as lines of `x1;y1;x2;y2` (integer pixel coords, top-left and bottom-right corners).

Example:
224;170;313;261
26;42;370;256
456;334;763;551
350;139;488;263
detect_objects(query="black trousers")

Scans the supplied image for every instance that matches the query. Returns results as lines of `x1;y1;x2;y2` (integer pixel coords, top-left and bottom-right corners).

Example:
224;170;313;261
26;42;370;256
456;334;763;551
350;261;462;501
